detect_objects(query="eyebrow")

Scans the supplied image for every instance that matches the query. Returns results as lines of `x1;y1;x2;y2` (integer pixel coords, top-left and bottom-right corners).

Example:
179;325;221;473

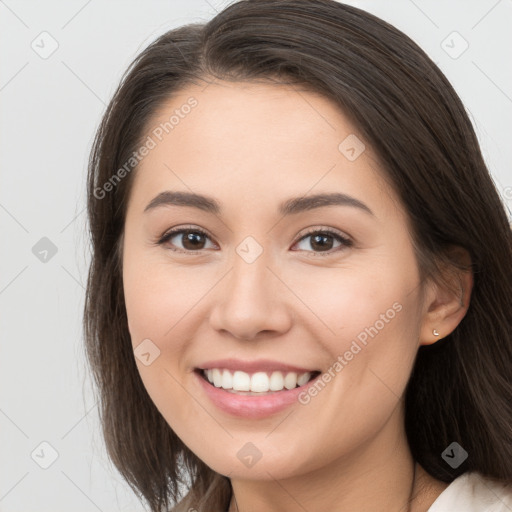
144;191;374;217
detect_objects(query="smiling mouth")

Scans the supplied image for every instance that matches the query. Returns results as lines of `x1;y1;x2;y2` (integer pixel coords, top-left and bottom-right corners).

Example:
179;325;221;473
194;368;322;395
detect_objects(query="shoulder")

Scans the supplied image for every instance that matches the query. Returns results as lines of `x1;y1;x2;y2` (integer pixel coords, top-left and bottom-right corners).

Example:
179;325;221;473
428;471;512;512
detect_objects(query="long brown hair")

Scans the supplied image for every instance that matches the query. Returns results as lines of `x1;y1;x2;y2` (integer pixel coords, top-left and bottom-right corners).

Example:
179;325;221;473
83;1;512;510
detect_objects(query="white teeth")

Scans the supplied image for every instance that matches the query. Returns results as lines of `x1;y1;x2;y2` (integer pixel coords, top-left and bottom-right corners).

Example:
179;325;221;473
221;369;233;390
233;370;251;391
202;368;315;392
250;372;269;392
297;372;311;386
212;368;223;387
269;371;284;391
284;371;298;390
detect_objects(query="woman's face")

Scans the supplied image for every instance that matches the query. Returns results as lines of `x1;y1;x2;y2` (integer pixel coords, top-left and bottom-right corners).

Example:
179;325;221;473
122;80;432;480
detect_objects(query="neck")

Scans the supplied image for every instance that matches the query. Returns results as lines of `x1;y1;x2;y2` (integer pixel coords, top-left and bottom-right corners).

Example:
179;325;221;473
227;406;446;512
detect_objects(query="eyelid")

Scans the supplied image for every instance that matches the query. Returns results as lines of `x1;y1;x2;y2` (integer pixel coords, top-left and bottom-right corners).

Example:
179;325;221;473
291;226;353;256
295;225;351;242
157;224;353;255
157;224;216;250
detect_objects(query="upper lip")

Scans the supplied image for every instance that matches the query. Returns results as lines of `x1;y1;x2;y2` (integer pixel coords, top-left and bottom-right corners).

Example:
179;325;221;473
196;358;320;374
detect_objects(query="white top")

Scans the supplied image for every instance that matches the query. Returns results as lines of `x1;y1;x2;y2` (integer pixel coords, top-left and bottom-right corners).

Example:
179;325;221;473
428;471;512;511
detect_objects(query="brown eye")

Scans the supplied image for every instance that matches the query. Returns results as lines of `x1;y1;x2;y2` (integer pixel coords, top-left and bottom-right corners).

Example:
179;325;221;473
158;227;215;252
157;226;352;256
292;228;353;256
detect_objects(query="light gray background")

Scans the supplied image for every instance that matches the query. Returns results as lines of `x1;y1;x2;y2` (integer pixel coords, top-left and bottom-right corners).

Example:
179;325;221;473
1;0;511;510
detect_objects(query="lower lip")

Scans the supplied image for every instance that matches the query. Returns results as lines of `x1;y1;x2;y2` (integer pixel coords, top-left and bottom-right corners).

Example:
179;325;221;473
194;369;321;419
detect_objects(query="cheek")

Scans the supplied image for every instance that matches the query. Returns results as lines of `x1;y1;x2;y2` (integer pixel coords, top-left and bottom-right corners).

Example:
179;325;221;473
299;260;421;395
122;253;218;408
293;261;413;341
123;258;201;424
123;252;208;341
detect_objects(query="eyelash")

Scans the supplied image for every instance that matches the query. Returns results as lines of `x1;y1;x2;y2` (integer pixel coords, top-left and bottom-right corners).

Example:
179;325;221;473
156;225;353;257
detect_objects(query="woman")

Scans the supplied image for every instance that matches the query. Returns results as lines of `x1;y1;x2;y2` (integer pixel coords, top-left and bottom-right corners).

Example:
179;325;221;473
83;1;512;510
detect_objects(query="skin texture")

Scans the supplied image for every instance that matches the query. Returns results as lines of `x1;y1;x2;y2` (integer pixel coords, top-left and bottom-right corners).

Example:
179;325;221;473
122;80;472;511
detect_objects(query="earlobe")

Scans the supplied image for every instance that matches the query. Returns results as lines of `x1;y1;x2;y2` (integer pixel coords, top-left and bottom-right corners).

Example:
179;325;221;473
419;248;473;346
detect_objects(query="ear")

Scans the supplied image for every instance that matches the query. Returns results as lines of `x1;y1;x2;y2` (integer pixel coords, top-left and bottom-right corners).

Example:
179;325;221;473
419;246;473;346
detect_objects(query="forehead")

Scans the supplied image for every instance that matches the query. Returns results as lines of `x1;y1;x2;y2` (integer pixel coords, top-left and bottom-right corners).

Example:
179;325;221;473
147;80;355;155
128;80;401;220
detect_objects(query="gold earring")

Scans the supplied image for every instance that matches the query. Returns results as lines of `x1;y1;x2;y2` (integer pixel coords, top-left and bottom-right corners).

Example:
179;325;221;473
433;329;440;336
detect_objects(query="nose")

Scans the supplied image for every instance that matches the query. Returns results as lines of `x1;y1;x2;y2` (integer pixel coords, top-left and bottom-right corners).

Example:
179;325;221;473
208;251;292;341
